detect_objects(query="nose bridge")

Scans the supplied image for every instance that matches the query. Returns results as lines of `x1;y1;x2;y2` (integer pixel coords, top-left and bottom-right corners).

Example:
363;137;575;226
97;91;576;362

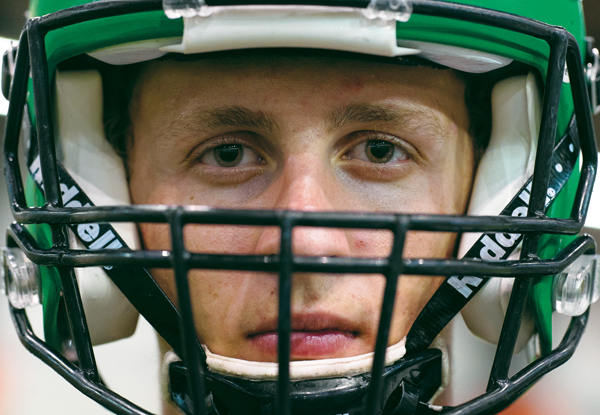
254;153;351;258
280;154;351;257
278;153;333;212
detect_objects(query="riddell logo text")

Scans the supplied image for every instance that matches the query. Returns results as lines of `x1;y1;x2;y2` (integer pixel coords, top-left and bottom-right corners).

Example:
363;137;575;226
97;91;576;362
446;182;533;299
29;155;124;251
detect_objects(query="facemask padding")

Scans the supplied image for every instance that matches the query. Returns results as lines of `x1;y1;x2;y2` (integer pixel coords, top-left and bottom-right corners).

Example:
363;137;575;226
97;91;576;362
459;72;541;351
55;69;140;345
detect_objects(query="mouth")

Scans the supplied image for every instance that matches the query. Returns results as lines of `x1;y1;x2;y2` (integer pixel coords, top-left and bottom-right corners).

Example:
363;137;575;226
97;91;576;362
246;313;362;360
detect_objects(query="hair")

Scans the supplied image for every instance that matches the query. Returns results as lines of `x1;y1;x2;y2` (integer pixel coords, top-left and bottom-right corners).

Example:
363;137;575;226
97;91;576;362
102;62;142;171
100;51;495;173
460;72;493;163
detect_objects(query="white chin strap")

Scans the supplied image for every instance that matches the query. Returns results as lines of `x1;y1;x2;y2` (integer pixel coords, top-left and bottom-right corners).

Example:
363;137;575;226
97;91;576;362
458;72;541;352
161;338;448;403
202;338;407;381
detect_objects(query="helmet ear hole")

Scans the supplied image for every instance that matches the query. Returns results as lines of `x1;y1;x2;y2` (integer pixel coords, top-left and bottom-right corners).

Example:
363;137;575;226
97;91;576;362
55;69;141;345
459;72;541;351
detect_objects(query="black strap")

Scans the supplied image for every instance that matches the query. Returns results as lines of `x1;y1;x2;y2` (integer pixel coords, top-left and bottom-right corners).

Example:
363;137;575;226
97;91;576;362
406;120;580;353
28;154;185;357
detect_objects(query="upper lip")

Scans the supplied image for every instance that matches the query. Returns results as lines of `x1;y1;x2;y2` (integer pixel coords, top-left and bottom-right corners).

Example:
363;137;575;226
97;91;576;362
247;312;360;337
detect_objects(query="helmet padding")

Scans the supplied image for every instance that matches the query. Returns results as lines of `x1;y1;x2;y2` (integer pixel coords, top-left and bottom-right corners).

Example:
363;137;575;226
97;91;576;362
459;72;541;351
55;69;140;345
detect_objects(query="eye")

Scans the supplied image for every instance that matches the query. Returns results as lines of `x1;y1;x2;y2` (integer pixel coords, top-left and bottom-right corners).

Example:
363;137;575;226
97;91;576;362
344;137;409;164
200;143;264;167
365;140;394;163
214;144;243;167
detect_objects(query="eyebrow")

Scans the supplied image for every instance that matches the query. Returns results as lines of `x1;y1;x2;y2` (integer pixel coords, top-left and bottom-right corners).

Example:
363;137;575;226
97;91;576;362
165;106;281;138
204;106;281;132
162;102;447;142
325;102;447;139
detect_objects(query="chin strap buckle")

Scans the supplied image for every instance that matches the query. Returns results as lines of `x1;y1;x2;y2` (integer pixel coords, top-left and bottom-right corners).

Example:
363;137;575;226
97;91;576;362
382;381;420;415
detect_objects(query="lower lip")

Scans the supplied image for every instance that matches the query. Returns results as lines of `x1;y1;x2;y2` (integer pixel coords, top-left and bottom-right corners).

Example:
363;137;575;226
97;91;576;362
248;330;356;359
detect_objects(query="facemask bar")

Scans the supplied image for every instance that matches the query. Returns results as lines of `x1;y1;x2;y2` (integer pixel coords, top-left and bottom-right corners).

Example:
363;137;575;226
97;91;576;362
2;1;598;415
5;213;597;415
5;216;597;415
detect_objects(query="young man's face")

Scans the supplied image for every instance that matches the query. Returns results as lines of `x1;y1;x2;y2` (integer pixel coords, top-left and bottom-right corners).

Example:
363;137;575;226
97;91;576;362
127;54;475;362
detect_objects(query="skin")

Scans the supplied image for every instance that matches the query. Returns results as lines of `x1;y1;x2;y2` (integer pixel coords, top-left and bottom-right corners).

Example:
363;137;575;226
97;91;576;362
127;54;474;370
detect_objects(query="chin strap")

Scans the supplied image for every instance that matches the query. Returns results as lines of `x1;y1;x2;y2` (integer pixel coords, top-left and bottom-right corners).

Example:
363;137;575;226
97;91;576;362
202;340;407;381
168;348;443;415
163;339;449;414
405;118;580;354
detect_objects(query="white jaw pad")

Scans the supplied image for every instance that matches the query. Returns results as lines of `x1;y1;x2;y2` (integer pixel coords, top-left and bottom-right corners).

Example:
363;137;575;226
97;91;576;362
204;338;406;381
55;69;141;345
160;6;419;57
459;72;541;351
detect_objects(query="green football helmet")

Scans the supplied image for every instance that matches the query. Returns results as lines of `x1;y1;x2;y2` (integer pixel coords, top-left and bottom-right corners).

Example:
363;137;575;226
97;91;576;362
1;0;599;414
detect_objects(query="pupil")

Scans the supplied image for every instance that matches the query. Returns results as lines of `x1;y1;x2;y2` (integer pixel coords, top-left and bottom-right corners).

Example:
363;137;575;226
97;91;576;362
215;144;243;166
367;140;393;163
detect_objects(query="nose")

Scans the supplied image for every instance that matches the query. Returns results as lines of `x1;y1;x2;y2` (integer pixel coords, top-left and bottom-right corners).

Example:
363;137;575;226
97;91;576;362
253;155;352;305
254;155;351;258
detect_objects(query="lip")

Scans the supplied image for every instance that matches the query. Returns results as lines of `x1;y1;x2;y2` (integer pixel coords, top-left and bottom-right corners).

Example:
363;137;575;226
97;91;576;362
246;313;361;360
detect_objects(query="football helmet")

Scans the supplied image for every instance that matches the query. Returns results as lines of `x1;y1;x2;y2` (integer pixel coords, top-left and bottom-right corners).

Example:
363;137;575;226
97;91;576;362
1;0;599;414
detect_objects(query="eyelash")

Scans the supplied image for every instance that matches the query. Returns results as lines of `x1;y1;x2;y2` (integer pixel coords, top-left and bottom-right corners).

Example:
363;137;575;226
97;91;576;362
191;134;264;164
341;131;414;162
189;130;414;169
186;134;268;184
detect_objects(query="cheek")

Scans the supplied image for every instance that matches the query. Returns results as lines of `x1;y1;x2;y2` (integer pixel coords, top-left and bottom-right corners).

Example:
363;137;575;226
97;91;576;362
139;223;171;252
390;274;445;342
351;230;394;257
189;270;278;345
138;223;178;308
405;231;458;259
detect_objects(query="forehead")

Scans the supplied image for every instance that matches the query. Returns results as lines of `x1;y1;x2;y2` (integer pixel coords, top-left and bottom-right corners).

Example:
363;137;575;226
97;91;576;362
132;53;467;116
